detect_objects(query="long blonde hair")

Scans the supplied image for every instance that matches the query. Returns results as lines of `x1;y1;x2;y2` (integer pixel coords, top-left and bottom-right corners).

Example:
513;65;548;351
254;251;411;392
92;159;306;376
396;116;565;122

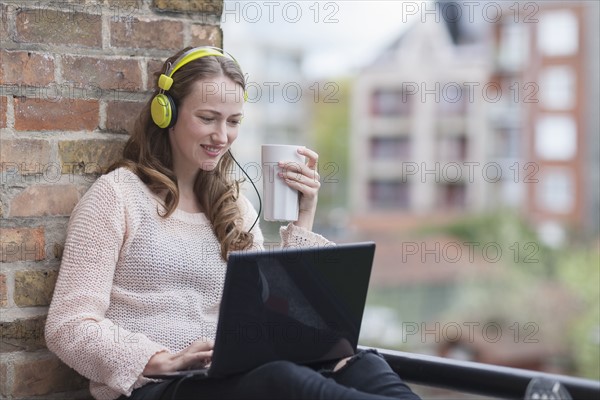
108;48;254;260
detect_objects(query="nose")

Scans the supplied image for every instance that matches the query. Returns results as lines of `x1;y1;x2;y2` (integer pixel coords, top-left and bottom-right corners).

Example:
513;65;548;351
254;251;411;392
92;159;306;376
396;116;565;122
211;120;228;144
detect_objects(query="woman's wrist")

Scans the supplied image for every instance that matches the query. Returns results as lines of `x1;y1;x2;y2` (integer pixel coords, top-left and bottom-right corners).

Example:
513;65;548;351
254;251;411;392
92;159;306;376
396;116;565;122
294;210;315;232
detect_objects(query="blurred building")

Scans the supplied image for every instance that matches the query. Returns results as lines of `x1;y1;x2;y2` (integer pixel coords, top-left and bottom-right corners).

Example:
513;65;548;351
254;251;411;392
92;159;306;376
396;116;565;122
350;0;600;241
224;35;308;153
349;2;493;216
223;25;310;214
490;0;600;244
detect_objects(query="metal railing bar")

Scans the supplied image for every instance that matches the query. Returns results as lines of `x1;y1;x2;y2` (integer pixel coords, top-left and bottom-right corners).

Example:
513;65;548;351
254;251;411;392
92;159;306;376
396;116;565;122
364;347;600;399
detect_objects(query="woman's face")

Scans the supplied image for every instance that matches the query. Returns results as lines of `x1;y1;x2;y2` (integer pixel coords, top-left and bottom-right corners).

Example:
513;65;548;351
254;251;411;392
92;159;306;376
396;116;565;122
169;75;245;173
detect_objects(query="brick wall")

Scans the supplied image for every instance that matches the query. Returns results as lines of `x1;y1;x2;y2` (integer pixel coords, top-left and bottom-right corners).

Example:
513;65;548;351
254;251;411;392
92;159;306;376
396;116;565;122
0;1;223;398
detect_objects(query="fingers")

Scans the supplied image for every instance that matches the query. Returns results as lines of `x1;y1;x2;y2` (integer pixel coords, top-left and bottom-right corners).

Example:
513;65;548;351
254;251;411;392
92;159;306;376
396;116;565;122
277;147;321;205
188;339;214;352
278;163;320;189
277;146;321;189
144;340;215;374
297;146;319;170
171;339;214;371
173;349;213;371
182;350;213;370
277;146;319;174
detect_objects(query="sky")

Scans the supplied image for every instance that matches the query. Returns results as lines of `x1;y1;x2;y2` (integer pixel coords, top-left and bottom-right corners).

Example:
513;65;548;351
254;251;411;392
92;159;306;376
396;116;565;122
222;0;418;78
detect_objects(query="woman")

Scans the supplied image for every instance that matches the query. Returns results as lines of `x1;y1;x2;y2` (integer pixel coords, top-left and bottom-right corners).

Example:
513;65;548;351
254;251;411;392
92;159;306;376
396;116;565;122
45;46;420;400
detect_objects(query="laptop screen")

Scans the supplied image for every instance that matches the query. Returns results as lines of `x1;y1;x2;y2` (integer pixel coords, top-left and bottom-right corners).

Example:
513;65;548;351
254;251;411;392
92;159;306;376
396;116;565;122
210;242;376;377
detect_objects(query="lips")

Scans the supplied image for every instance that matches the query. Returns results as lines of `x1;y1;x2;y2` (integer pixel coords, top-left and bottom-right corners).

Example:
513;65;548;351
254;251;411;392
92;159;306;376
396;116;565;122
201;145;224;157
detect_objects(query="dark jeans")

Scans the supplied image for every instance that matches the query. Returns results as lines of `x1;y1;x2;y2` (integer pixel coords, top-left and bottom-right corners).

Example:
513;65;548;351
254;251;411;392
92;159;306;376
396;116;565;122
121;349;421;400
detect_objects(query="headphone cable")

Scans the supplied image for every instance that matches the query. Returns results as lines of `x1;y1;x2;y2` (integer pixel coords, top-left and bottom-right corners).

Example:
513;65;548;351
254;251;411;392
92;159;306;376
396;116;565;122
228;150;262;233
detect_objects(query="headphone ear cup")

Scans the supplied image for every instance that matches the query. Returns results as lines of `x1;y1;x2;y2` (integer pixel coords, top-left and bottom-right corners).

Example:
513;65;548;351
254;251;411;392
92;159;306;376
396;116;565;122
151;93;178;129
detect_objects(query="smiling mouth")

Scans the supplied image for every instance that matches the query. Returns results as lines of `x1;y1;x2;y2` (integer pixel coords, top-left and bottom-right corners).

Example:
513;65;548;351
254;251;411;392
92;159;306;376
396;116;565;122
201;145;224;157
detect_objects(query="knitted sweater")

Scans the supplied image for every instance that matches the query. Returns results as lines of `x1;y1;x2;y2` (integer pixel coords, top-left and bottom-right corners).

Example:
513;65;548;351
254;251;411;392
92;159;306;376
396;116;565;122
45;167;332;400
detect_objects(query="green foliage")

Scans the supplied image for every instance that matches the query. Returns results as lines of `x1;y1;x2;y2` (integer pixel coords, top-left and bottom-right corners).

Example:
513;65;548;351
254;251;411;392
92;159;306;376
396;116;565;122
420;210;557;277
309;78;351;213
555;248;600;380
422;211;599;379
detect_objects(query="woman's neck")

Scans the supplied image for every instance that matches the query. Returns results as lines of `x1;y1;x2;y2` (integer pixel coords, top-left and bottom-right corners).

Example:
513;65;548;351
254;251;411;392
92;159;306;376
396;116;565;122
177;187;202;214
172;165;202;214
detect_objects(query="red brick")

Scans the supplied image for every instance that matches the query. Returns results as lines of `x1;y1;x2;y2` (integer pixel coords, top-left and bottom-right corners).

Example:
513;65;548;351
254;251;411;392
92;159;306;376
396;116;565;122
58;139;125;174
190;24;222;48
0;227;45;263
106;101;145;133
103;0;143;8
15;8;102;48
0;138;53;174
0;4;13;45
61;56;142;91
147;59;165;90
0;360;7;397
111;18;183;50
0;50;55;86
0;315;46;353
12;353;88;397
153;0;223;14
14;98;99;131
0;96;6;129
9;185;80;217
14;269;58;307
0;274;7;307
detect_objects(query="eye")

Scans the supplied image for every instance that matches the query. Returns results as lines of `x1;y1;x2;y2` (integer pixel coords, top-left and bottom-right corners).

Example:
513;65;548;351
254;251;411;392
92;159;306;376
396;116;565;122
199;116;214;123
228;119;242;126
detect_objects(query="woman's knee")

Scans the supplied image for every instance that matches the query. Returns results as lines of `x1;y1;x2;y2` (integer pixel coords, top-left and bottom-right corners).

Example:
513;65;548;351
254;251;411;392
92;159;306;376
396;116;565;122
334;349;387;373
252;359;312;382
246;360;326;397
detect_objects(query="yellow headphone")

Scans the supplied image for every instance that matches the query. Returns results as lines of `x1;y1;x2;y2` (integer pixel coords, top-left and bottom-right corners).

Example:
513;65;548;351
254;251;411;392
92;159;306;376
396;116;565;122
150;46;246;129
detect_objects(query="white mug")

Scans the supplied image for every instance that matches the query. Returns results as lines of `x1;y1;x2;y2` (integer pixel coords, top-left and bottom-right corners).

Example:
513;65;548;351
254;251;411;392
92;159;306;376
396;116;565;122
261;144;304;221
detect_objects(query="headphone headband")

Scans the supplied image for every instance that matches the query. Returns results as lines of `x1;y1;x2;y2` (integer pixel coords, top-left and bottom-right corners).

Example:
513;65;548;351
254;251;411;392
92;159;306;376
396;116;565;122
151;46;246;129
158;46;242;91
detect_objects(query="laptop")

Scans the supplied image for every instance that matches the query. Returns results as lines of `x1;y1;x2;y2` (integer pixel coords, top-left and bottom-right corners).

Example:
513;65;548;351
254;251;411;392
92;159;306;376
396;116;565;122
145;242;376;380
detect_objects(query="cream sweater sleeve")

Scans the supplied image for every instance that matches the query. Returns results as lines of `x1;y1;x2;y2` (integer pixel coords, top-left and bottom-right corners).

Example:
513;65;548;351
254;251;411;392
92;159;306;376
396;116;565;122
45;176;167;397
238;193;333;249
280;222;334;248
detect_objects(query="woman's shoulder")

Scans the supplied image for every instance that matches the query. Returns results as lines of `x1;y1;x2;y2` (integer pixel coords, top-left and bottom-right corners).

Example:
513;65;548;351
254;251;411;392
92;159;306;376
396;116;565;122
76;167;144;208
99;166;142;187
70;167;155;224
89;167;150;198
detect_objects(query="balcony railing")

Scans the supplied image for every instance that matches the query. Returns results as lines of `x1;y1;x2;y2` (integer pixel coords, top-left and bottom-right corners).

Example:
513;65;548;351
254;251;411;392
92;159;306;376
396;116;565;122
366;347;600;399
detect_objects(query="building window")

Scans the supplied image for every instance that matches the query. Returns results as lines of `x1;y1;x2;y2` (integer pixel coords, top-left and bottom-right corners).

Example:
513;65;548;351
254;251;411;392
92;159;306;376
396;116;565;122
537;10;579;57
539;66;576;110
535;116;577;160
536;169;575;213
498;22;528;70
369;180;410;209
437;135;468;161
370;136;411;159
438;85;466;115
371;89;412;116
438;183;467;209
494;128;519;158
